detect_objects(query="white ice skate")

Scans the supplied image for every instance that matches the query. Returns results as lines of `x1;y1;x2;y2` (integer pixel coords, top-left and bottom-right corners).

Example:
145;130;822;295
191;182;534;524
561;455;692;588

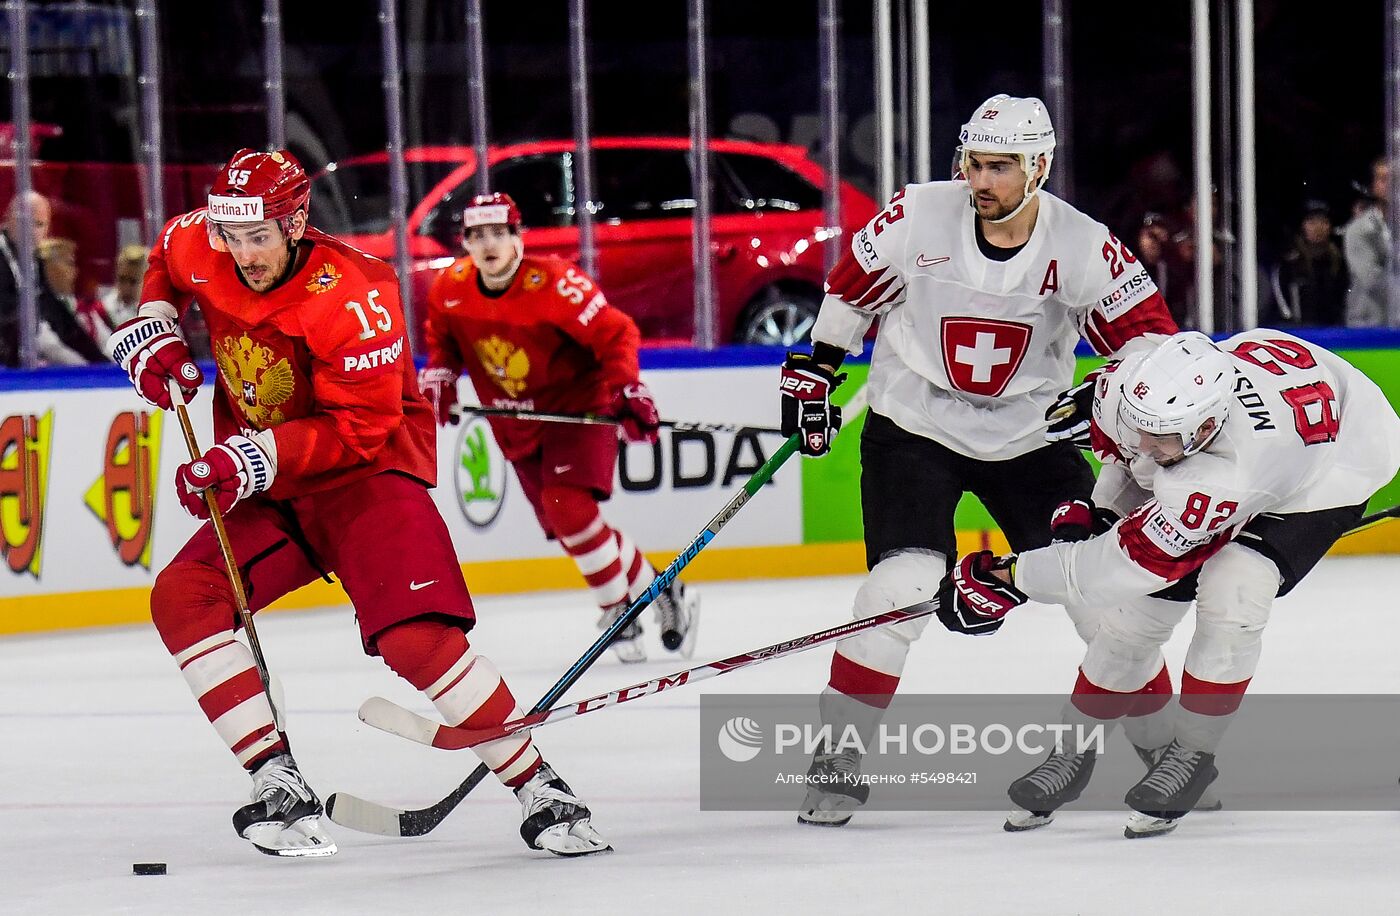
654;580;700;657
599;601;646;663
233;753;337;858
515;763;612;857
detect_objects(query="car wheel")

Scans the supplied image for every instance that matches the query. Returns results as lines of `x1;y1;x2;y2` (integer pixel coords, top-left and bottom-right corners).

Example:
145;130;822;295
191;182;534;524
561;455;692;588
737;285;821;346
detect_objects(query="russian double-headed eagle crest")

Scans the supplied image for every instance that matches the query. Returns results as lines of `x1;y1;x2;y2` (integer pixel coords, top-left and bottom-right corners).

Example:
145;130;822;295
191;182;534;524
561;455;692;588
215;333;296;428
472;335;530;397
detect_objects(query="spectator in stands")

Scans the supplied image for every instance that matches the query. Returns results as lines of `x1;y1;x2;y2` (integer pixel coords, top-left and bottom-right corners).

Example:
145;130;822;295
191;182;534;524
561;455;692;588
1343;156;1392;327
1270;199;1348;327
100;244;147;328
1137;211;1191;326
1;191;107;367
41;237;115;349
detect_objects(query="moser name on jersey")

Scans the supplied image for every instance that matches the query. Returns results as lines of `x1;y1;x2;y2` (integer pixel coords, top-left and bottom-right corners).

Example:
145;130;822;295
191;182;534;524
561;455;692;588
1233;373;1280;435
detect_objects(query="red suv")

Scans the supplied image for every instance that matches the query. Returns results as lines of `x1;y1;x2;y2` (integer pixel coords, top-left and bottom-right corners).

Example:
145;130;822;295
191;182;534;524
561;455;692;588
312;137;876;345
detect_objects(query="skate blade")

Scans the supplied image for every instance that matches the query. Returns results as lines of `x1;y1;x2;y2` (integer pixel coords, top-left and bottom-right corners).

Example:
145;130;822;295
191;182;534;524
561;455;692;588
670;591;701;658
536;821;613;857
1123;811;1181;838
797;793;857;827
245;819;339;858
1003;808;1054;832
797;809;853;827
610;639;646;664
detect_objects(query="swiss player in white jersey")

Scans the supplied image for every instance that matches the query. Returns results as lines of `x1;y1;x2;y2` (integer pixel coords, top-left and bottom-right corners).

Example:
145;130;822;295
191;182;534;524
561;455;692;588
778;94;1178;826
941;330;1400;836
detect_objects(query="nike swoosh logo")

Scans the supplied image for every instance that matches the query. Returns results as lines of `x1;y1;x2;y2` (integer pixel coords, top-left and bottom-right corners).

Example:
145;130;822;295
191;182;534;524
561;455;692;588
409;580;437;591
553;464;573;474
191;274;209;284
915;254;951;268
444;298;462;308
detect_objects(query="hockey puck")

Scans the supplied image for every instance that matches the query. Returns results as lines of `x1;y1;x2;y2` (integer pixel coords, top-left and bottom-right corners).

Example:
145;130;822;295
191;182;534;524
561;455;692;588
132;863;167;876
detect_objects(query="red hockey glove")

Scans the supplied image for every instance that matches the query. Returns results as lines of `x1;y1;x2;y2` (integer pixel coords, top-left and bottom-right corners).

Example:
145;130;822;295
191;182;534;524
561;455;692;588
779;352;846;457
418;366;460;427
106;313;203;410
613;381;661;444
175;435;276;519
936;551;1027;636
1050;498;1096;543
1049;498;1120;544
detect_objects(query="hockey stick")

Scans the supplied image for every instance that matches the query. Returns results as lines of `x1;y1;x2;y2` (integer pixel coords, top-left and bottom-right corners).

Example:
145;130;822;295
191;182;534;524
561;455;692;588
327;381;870;836
358;495;1399;755
452;404;784;436
166;379;287;735
359;599;937;751
327;429;808;836
1344;503;1400;537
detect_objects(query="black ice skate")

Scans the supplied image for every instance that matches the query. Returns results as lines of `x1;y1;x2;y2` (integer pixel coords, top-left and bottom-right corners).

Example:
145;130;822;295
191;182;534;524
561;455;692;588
515;763;612;857
232;753;337;857
599;600;645;663
797;748;870;827
1123;740;1218;838
653;579;700;656
1004;747;1099;832
1133;742;1222;812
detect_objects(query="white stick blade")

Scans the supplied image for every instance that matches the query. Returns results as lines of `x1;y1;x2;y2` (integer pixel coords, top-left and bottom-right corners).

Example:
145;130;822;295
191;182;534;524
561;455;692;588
358;696;441;747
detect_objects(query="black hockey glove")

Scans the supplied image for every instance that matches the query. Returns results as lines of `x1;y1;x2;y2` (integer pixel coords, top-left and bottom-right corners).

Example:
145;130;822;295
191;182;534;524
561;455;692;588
780;352;846;457
936;551;1027;636
1044;364;1113;449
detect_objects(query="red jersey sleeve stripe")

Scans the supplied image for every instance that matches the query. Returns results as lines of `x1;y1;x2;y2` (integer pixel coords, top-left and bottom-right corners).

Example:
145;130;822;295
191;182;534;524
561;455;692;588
1090;290;1179;354
1116;511;1231;581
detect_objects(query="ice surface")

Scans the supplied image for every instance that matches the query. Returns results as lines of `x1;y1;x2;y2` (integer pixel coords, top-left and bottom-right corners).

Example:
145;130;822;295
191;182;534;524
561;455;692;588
4;556;1399;915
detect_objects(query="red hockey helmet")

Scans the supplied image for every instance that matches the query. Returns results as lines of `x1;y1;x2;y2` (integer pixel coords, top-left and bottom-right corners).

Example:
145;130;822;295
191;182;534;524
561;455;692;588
207;148;311;233
461;192;522;231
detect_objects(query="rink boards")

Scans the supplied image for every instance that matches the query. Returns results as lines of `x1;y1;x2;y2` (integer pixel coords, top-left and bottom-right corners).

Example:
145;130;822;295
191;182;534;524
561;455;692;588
2;339;1398;635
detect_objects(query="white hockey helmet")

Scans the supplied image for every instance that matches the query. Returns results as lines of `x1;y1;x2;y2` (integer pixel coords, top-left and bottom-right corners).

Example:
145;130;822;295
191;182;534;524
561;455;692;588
1115;332;1234;458
957;94;1056;223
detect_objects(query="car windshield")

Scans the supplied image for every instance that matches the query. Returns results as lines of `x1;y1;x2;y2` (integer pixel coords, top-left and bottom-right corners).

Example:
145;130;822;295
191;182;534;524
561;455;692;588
312;159;462;234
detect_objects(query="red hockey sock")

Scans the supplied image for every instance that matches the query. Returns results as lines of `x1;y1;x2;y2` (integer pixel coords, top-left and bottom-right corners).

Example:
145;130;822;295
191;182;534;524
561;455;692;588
1180;670;1251;717
153;561;284;769
378;619;541;787
545;484;645;610
828;651;901;709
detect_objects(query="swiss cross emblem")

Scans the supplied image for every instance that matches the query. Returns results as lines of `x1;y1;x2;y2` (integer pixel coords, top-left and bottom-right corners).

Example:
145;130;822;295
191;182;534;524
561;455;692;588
940;317;1031;397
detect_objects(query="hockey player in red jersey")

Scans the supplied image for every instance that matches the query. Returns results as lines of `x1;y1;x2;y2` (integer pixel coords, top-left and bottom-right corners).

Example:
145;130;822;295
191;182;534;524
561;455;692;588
105;149;609;858
419;193;697;663
941;330;1400;836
